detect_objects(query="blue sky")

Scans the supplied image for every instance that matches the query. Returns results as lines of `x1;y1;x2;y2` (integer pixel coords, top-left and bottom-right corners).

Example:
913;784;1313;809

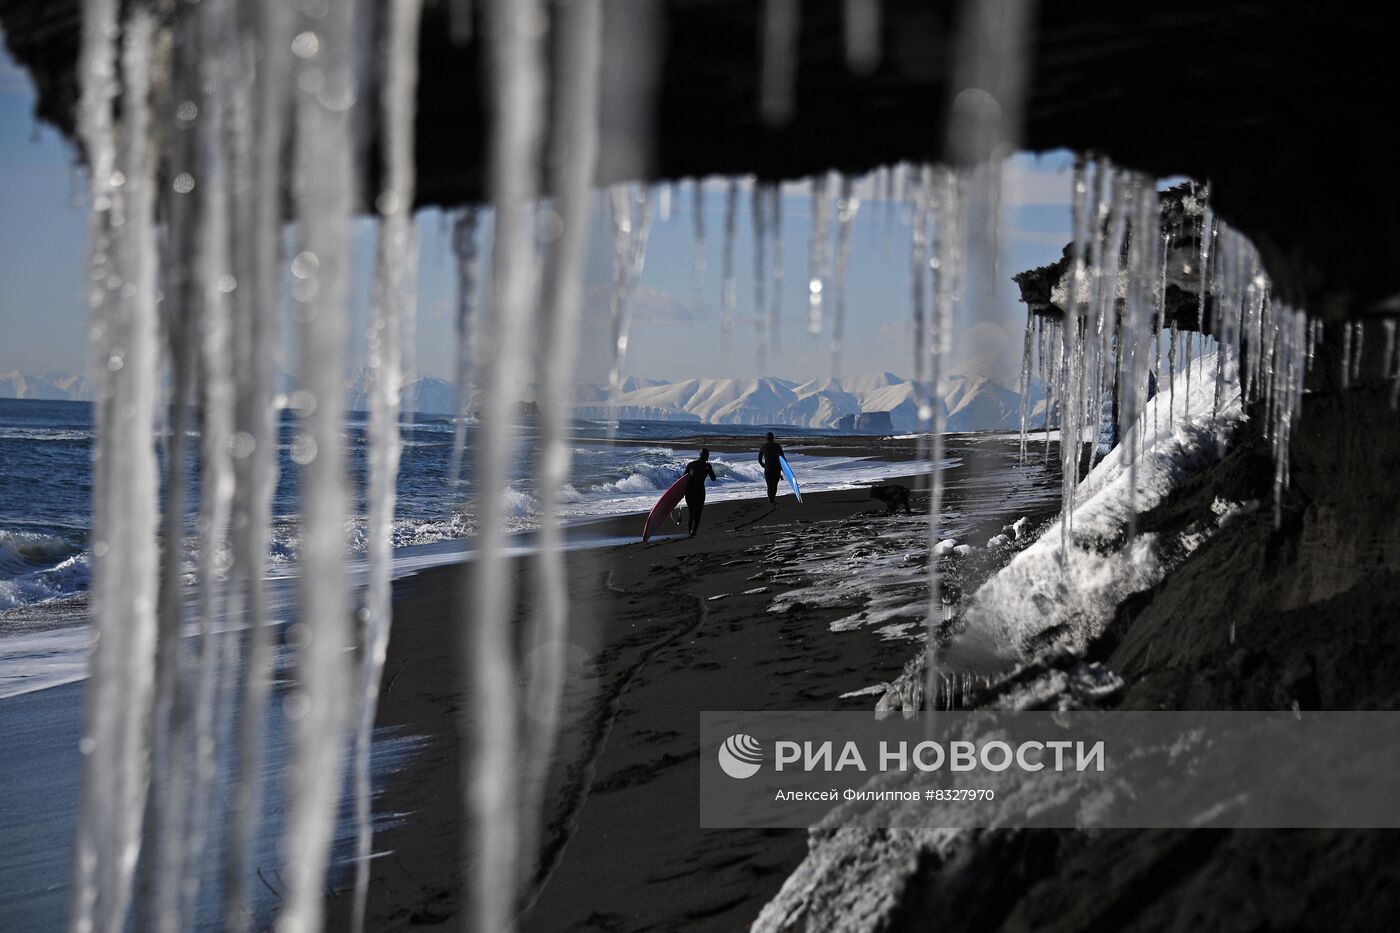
1;41;1075;387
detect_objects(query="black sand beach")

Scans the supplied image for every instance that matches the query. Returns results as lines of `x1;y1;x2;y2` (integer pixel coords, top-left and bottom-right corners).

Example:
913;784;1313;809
327;434;1060;931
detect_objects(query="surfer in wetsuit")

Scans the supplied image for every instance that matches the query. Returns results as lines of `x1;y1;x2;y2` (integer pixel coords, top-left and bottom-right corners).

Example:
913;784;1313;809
684;448;718;537
758;432;784;504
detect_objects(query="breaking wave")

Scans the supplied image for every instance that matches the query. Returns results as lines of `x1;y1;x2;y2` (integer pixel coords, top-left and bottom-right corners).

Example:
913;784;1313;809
0;530;90;611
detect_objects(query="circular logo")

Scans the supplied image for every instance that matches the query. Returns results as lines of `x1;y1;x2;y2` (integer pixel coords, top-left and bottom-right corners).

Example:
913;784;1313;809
717;733;764;779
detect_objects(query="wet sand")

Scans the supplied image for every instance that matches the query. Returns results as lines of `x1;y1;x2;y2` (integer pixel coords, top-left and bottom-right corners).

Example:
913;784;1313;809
332;435;1060;931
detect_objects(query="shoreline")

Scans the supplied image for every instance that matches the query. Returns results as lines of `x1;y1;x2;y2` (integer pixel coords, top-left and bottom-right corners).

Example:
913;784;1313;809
0;444;928;699
330;434;1060;930
0;433;1058;930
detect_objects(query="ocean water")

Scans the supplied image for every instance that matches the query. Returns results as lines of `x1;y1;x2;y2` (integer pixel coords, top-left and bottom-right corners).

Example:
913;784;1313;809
0;397;920;623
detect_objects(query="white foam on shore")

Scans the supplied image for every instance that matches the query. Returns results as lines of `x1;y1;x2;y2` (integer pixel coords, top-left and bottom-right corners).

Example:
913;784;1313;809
0;445;927;697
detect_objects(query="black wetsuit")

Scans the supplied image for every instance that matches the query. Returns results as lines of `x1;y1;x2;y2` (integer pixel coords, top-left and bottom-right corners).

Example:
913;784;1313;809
758;441;785;503
683;458;718;536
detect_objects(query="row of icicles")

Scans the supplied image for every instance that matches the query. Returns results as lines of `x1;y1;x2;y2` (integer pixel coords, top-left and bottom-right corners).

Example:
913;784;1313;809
68;2;914;931
66;3;1342;933
1014;161;1318;541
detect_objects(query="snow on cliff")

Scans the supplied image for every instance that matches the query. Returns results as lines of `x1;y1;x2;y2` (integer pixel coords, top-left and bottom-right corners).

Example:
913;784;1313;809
947;352;1244;668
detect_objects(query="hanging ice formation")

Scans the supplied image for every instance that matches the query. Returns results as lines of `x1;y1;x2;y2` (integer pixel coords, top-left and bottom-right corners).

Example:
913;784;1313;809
807;173;832;335
1014;163;1316;540
922;165;962;712
752;182;769;369
719;178;739;353
352;3;424;933
607;184;655;418
449;206;481;486
65;0;607;926
909;166;933;470
69;2;161;931
281;0;361;928
923;0;1029;712
691;179;706;294
767;184;784;357
467;0;547;928
223;1;291;928
830;176;860;378
519;0;603;896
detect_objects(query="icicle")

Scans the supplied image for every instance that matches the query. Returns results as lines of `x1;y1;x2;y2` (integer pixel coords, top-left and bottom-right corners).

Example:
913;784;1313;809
1168;323;1177;426
1088;170;1129;471
145;0;201;926
1154;231;1170;434
1271;307;1310;526
519;0;603;902
1016;306;1033;463
923;168;960;713
760;0;799;125
658;183;672;222
910;167;932;471
279;0;359;928
830;176;859;379
807;173;831;335
449;207;481;485
70;6;162;932
1184;328;1193;418
844;0;881;73
1190;196;1213;420
691;180;706;294
468;1;546;930
752;182;769;369
768;184;784;357
1116;179;1153;539
352;4;423;932
223;4;292;929
608;185;656;416
1056;159;1093;542
178;1;240;922
719;179;739;353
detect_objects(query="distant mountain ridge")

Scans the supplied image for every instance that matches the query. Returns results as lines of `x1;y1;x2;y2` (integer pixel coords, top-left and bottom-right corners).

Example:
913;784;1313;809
8;368;1049;433
573;372;1049;433
0;371;94;401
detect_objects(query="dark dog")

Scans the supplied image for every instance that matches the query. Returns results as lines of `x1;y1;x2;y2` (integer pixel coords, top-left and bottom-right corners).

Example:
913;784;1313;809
868;484;913;515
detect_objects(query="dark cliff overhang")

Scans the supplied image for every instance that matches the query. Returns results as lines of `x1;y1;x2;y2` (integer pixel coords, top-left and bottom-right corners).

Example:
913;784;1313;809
3;0;1396;323
1012;183;1212;334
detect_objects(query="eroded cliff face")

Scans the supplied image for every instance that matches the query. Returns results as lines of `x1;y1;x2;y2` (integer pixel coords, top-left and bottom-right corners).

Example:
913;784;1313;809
757;372;1400;933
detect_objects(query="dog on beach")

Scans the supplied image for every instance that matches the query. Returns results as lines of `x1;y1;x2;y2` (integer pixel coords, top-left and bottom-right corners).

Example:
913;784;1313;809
868;483;913;515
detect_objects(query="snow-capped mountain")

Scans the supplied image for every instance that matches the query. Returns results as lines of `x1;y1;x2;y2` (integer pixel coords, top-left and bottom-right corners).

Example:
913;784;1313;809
573;372;1046;433
6;366;1044;433
342;368;458;415
0;371;94;401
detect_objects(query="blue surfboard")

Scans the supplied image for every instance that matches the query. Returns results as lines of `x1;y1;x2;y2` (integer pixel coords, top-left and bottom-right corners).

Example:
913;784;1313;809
779;455;802;503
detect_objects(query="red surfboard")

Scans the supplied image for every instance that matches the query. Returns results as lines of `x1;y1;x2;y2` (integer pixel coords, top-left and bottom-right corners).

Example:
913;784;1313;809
642;473;690;542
